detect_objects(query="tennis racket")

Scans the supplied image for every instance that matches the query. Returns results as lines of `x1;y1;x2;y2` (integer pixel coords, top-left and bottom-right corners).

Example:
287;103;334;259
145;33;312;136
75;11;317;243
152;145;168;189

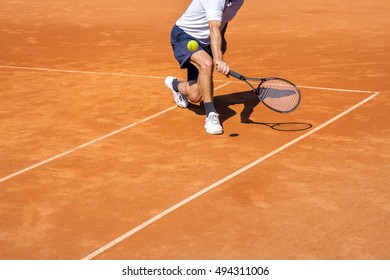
229;70;301;113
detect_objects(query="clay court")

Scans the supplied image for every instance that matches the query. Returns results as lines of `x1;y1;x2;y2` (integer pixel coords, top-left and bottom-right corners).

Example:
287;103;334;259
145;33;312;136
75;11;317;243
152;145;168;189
0;0;389;260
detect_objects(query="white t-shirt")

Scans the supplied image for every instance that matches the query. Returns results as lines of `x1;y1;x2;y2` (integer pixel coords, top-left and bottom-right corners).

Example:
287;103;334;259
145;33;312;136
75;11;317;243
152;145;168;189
176;0;244;45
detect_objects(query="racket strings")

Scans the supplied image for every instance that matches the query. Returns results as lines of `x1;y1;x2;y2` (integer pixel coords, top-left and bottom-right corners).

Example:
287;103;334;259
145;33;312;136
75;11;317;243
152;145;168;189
259;79;300;112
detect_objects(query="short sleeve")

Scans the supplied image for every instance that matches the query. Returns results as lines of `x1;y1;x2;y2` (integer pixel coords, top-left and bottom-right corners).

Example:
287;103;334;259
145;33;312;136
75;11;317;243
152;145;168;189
202;0;225;21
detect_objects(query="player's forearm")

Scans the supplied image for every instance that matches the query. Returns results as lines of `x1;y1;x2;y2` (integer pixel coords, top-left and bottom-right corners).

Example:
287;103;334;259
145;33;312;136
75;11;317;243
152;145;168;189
221;23;228;53
209;22;224;63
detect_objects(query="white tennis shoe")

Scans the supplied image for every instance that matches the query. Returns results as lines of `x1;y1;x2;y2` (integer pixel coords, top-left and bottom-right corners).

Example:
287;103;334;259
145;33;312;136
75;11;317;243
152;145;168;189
164;76;189;108
205;112;223;135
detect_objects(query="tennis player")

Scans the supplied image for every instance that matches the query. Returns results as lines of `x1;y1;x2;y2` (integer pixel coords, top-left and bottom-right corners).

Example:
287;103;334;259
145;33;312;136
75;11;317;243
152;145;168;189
165;0;245;135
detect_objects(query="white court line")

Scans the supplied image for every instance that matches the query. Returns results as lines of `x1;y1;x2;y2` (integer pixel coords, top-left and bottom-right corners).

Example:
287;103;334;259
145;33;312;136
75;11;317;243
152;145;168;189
0;65;165;79
298;85;376;94
0;65;377;94
82;91;380;260
0;106;175;183
0;82;231;184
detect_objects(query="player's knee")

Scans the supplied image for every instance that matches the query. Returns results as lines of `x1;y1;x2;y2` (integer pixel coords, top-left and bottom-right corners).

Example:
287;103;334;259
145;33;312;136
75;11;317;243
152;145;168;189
186;82;202;103
189;93;202;103
199;59;214;76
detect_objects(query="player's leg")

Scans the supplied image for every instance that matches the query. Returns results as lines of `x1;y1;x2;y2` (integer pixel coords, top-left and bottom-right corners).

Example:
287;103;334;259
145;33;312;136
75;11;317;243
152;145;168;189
188;50;223;135
188;50;214;103
177;64;201;103
182;80;201;103
165;25;192;108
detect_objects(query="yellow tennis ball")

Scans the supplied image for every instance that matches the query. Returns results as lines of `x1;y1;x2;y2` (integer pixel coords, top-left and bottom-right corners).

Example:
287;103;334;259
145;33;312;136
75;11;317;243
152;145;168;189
187;40;199;52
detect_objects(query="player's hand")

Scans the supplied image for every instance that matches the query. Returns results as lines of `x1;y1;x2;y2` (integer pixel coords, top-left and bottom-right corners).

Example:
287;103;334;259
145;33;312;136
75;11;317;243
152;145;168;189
215;61;230;76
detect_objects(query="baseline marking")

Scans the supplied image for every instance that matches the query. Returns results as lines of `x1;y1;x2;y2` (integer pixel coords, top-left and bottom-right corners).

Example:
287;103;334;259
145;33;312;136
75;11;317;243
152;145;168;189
298;85;376;94
82;91;380;260
0;82;231;184
0;65;165;79
0;65;377;94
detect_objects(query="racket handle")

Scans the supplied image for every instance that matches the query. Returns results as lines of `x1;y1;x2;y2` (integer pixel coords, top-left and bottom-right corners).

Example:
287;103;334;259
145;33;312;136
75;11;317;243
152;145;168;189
229;70;245;80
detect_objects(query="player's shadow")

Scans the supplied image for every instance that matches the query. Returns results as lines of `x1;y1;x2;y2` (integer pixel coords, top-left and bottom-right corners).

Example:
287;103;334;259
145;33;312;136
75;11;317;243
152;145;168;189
187;90;312;132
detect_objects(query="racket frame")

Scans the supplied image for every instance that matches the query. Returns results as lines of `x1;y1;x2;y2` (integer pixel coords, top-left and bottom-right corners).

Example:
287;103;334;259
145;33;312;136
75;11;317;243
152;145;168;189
229;70;301;113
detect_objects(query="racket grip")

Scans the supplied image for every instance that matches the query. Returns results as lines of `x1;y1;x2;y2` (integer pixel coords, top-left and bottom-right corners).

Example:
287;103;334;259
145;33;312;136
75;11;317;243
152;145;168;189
229;70;245;80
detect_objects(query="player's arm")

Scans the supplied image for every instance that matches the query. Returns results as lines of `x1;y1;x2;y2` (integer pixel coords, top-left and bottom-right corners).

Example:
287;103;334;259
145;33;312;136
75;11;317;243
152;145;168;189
221;22;228;54
209;20;229;75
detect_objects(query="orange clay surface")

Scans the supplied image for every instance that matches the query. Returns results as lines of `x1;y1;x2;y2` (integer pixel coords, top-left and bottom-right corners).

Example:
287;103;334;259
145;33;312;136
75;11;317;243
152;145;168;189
0;0;389;260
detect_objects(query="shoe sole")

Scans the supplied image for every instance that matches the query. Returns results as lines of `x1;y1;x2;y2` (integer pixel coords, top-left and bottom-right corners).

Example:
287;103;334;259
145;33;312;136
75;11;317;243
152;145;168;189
205;127;224;135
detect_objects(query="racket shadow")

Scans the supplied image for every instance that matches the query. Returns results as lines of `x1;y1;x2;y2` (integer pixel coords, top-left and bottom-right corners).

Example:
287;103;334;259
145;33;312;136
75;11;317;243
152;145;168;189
242;120;313;132
187;91;312;132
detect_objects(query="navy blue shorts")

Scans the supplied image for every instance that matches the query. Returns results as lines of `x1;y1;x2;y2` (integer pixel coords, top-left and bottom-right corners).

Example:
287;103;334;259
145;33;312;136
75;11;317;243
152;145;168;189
170;25;212;81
